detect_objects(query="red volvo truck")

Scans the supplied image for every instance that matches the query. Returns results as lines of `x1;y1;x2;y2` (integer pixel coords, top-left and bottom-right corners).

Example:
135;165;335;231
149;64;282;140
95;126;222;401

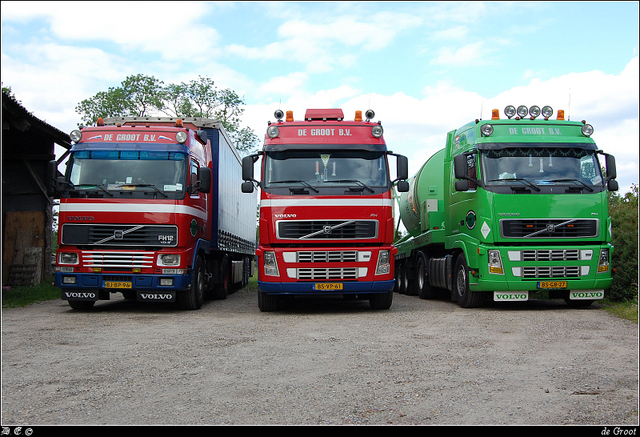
241;108;408;311
49;116;256;310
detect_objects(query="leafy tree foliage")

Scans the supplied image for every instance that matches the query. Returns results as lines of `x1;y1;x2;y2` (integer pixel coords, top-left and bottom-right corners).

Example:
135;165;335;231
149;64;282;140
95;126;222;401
608;184;638;302
76;74;258;154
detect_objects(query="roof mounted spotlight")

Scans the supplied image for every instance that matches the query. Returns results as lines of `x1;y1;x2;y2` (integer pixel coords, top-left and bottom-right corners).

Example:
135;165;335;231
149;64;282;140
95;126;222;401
542;105;554;119
274;109;284;121
504;105;516;119
480;124;494;137
516;105;528;119
529;105;541;119
267;125;280;139
581;122;594;137
70;130;82;143
371;124;383;138
365;109;375;121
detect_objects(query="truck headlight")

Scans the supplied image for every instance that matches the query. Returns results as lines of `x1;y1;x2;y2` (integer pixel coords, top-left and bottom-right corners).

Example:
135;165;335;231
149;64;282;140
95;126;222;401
158;254;180;266
59;252;79;265
375;250;391;275
263;251;280;276
597;248;610;273
488;250;504;275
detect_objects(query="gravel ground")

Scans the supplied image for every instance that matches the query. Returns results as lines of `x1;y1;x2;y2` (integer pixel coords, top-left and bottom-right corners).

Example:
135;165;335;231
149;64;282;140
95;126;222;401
2;285;638;426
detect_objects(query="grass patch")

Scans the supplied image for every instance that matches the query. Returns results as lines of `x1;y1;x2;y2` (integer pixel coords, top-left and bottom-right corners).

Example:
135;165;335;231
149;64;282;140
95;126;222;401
2;278;60;308
601;298;638;324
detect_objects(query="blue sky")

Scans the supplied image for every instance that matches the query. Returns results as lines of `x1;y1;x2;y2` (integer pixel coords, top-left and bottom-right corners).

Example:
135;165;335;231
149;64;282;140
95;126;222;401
2;1;638;191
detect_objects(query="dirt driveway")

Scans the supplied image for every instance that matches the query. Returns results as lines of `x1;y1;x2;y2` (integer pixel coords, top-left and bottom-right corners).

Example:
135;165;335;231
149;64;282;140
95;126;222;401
2;285;638;425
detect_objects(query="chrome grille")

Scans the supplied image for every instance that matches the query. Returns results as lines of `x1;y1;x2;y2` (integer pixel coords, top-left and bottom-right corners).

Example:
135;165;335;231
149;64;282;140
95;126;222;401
62;224;178;247
297;251;358;263
522;266;581;278
522;249;580;261
297;268;358;280
82;251;154;269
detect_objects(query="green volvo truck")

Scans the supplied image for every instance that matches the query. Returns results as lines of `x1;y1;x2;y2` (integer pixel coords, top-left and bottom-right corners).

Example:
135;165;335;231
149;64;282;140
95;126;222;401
395;105;619;308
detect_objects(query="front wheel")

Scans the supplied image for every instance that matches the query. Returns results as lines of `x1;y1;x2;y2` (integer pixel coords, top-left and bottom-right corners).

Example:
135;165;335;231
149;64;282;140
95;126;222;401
178;256;205;310
369;289;393;310
454;253;483;308
258;291;279;312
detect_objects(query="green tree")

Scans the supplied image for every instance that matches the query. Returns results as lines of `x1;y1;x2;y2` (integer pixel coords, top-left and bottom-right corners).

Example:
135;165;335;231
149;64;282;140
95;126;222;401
76;74;258;154
608;183;638;302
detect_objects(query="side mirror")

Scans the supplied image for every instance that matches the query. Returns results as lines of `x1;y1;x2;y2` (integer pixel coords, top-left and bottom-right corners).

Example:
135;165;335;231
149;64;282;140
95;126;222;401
242;155;255;181
396;180;409;192
453;154;467;179
396;155;408;181
455;180;470;191
241;181;255;193
607;179;619;192
605;154;617;180
46;160;58;197
198;167;211;193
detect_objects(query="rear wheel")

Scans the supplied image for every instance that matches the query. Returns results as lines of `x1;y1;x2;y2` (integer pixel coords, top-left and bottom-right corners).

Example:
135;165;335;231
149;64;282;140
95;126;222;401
416;253;437;299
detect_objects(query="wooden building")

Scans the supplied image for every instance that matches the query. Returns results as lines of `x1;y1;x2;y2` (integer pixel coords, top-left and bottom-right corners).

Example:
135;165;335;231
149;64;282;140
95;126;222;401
2;90;71;286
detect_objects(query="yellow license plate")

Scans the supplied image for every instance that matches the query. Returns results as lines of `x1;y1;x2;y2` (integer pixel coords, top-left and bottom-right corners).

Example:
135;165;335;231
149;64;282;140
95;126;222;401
537;281;567;289
104;281;132;289
314;283;343;290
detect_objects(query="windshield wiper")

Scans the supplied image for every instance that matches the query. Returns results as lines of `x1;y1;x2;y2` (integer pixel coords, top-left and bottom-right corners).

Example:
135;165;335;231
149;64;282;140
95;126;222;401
543;178;594;192
72;184;113;197
488;178;541;192
119;183;168;198
269;180;319;193
329;179;375;193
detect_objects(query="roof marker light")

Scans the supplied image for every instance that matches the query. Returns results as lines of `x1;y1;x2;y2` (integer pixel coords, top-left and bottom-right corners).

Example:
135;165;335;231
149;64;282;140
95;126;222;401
556;110;565;121
286;111;294;122
175;119;183;128
355;111;363;122
96;117;104;126
517;105;528;119
491;109;500;120
504;105;516;119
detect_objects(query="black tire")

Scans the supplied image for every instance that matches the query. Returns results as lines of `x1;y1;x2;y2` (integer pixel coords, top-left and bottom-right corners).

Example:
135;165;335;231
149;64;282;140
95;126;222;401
394;261;402;293
178;255;205;310
258;290;279;312
212;256;229;300
416;253;438;299
454;253;483;308
369;289;393;310
68;300;95;310
564;298;594;308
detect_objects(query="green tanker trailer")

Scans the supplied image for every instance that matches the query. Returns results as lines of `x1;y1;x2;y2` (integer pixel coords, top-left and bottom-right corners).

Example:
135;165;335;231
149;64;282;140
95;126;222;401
394;105;619;308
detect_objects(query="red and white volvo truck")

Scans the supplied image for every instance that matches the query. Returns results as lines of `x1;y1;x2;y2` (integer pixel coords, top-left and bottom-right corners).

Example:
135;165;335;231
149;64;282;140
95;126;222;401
242;108;408;311
49;117;256;310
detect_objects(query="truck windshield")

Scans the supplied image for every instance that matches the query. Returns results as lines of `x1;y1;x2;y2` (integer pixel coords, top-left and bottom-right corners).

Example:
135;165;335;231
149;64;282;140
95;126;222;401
481;147;604;193
263;150;389;194
66;150;187;199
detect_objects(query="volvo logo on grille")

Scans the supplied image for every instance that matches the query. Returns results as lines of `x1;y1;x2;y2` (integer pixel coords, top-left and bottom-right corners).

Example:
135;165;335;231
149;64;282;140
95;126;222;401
114;230;124;240
323;225;333;234
545;224;556;233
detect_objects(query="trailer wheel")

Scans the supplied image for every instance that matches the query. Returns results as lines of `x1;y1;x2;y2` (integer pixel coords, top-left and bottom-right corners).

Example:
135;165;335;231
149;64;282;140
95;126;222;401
179;255;205;310
454;253;483;308
369;289;393;310
258;291;279;312
416;253;437;299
